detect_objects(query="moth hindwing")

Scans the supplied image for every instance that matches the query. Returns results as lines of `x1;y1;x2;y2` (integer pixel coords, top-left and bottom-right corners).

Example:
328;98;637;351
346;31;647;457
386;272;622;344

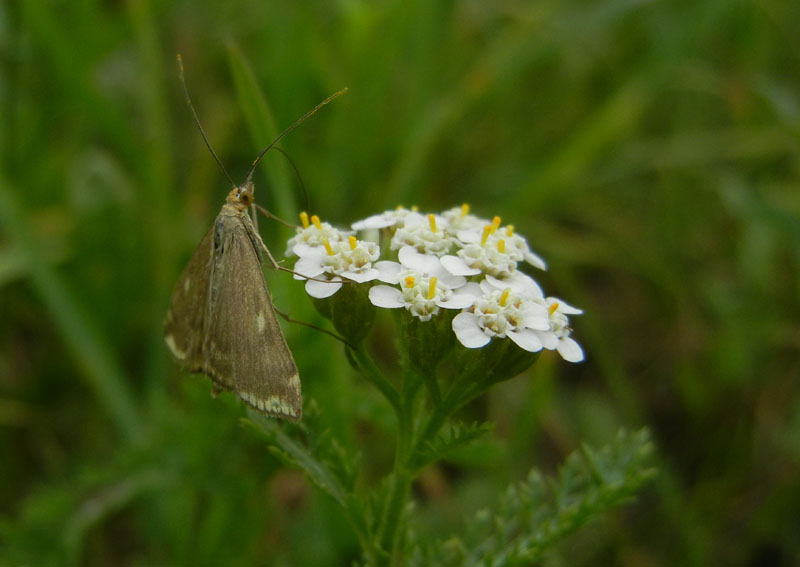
165;184;301;420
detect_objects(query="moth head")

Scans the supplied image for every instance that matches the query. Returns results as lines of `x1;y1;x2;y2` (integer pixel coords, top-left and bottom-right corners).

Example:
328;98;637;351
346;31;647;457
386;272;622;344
226;182;255;208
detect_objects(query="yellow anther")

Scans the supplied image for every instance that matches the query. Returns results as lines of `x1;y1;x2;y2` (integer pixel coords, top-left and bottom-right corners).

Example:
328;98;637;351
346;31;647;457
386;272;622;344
322;238;334;255
311;215;323;230
427;277;438;299
428;214;437;232
349;235;357;250
549;302;559;316
492;216;501;228
411;205;419;212
461;203;470;216
299;211;310;228
404;275;416;288
481;224;494;246
499;288;511;307
497;239;505;253
396;204;405;211
505;224;514;236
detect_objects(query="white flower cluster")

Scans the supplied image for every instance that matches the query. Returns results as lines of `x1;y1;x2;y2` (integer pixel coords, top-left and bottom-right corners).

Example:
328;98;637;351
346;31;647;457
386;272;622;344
289;205;584;362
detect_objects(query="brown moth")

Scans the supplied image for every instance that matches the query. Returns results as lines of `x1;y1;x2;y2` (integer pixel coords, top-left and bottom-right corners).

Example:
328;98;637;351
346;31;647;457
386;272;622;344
165;55;346;420
164;180;302;420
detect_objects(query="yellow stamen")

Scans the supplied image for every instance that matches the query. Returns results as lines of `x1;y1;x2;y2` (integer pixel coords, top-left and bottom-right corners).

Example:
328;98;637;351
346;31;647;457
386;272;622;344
549;302;559;316
396;204;405;211
499;288;511;307
322;238;334;255
427;277;438;299
497;239;505;253
311;215;323;230
349;235;357;250
492;216;501;228
411;205;419;212
428;214;437;232
505;224;514;236
481;224;494;246
461;203;470;216
299;211;310;228
404;275;416;288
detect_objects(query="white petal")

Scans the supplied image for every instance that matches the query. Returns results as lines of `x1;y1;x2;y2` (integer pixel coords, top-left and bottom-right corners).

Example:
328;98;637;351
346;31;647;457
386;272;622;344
293;243;324;257
507;328;543;352
305;277;342;298
535;330;559;350
549;297;583;315
456;229;481;244
294;256;325;278
456;282;483;297
374;261;402;283
524;250;548;270
342;268;380;283
436;294;475;310
352;214;397;230
488;272;543;298
522;312;550;331
399;246;441;274
452;312;491;349
557;337;584;362
440;254;481;276
368;285;404;308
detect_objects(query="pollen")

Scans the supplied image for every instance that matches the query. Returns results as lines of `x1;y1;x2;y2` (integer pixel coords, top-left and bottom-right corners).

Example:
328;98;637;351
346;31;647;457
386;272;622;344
549;301;559;316
311;215;323;230
322;238;335;255
497;239;506;253
349;235;358;250
299;211;310;228
428;214;437;232
481;224;495;246
492;216;501;229
505;224;514;236
499;288;511;307
427;277;438;299
404;275;416;288
461;203;470;217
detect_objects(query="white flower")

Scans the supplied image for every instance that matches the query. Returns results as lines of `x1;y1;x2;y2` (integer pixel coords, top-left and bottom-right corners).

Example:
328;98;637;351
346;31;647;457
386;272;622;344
369;271;475;321
390;212;455;257
351;206;415;230
286;212;348;257
452;281;550;352
446;217;547;274
293;235;384;298
533;298;584;362
441;203;488;232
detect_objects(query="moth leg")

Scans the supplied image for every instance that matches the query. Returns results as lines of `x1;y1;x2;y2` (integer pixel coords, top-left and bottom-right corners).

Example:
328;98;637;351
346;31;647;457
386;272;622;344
272;305;354;349
254;204;296;228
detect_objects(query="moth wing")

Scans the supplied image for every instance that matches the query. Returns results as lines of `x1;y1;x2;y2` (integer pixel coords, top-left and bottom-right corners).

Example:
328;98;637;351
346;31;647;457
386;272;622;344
201;215;302;420
164;225;214;368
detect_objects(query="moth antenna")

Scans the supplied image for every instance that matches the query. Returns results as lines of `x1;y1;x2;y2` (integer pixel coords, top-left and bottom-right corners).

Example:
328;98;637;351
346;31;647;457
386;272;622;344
177;54;237;188
243;87;348;185
271;146;311;214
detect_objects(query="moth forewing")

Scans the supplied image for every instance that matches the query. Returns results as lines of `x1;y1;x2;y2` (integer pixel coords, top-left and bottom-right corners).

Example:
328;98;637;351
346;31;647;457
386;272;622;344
165;186;301;421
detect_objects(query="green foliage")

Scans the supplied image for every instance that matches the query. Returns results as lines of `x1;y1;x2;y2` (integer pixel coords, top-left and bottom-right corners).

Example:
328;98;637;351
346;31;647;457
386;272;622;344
413;429;654;566
2;0;799;565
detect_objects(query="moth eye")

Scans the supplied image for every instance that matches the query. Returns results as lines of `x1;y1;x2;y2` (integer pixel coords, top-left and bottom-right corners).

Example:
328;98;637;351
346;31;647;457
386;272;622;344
239;191;254;206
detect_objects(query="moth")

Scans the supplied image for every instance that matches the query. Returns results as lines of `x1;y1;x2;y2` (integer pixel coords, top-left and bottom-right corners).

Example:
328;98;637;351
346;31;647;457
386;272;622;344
164;180;302;420
165;55;346;420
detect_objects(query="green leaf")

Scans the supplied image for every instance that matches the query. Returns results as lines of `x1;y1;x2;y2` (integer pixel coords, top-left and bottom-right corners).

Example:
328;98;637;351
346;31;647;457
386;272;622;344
415;428;655;566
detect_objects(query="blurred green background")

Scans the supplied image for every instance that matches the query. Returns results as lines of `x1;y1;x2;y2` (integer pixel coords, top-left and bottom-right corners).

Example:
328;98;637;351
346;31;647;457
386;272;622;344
2;0;799;565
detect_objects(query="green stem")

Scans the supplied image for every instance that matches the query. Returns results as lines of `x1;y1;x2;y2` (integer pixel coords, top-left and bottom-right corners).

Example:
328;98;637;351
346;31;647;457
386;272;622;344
377;380;414;565
349;342;402;416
